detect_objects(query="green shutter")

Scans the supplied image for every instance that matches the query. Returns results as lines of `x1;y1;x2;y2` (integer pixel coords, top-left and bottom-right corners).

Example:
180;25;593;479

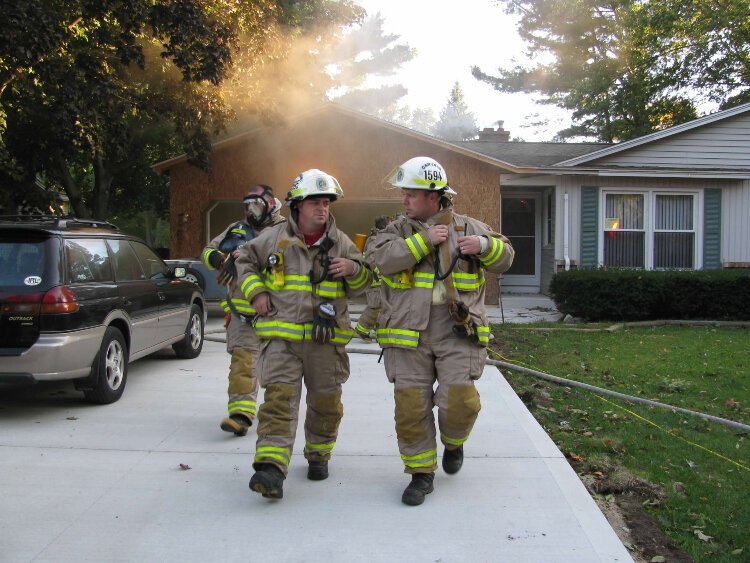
580;187;599;268
703;188;721;270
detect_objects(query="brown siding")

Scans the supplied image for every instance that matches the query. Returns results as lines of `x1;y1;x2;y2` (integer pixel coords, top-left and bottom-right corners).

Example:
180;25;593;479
166;108;502;303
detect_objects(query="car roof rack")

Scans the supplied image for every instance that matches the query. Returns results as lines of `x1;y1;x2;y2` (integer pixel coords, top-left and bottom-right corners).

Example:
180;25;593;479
0;214;120;230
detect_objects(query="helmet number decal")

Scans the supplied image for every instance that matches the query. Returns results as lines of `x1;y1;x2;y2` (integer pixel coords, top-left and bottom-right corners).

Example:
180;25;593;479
423;170;443;182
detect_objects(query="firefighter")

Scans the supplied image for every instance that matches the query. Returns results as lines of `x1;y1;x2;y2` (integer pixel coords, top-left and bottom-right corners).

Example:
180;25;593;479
354;215;390;341
235;169;372;500
202;184;285;437
370;156;515;506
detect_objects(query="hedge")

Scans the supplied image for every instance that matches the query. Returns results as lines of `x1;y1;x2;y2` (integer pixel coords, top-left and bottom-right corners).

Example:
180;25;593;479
548;269;750;321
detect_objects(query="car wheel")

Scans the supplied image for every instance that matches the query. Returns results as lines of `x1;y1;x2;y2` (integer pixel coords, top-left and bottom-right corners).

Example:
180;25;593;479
84;326;128;404
173;304;204;359
183;268;205;291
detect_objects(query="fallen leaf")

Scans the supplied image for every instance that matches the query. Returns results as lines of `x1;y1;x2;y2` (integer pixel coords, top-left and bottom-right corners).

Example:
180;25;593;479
725;398;739;408
178;463;191;470
651;556;666;562
731;548;744;555
66;416;78;421
693;529;713;542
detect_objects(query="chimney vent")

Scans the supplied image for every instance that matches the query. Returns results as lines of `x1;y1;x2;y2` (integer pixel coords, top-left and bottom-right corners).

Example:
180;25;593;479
478;121;510;142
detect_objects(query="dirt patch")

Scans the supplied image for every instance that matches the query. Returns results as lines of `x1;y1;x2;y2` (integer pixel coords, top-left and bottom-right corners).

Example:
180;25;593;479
575;461;694;563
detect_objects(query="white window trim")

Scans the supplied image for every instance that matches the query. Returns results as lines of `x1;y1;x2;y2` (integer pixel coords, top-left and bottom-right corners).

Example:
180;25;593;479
599;188;703;270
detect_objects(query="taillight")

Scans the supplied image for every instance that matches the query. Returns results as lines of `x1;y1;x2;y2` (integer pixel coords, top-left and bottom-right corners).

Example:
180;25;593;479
41;286;79;314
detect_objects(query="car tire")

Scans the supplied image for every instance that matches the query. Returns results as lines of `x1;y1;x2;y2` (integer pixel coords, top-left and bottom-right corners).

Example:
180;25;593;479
84;326;128;404
173;304;204;359
183;268;206;291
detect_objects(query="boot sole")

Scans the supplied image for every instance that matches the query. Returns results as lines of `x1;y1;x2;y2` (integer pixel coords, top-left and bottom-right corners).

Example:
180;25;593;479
249;479;283;499
220;418;250;436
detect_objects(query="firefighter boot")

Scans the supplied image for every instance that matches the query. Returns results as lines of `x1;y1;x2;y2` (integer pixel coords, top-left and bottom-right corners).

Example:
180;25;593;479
442;445;464;475
220;414;252;436
249;464;285;499
401;472;435;506
307;460;329;481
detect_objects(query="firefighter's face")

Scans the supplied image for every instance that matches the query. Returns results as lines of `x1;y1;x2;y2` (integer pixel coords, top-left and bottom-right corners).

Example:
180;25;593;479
296;196;331;233
402;189;439;221
244;188;275;223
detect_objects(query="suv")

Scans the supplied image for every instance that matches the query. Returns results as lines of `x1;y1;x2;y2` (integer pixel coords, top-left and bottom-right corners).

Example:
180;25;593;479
0;216;205;404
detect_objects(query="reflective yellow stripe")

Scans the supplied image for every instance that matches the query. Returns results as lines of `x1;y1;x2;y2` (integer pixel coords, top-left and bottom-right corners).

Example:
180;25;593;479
202;248;218;269
318;279;345;298
405;233;429;261
274;274;312;292
381;275;411;289
451;271;485;291
440;432;470;447
222;298;256;315
241;274;264;297
304;441;335;458
255;446;291;467
229;400;257;415
401;449;438;468
414;271;434;288
254;320;354;344
476;325;490;344
346;264;370;290
230;228;246;235
376;327;420;347
480;237;505;266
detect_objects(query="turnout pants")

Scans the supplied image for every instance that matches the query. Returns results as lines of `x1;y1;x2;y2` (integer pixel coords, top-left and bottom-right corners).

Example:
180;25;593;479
252;339;350;476
225;315;260;421
383;305;486;474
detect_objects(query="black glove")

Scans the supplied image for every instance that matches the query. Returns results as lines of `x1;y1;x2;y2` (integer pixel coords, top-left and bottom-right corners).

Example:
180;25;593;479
312;302;336;344
208;250;224;270
216;255;237;286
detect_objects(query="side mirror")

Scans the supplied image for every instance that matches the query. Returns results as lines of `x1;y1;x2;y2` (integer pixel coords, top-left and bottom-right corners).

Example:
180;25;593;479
173;266;187;278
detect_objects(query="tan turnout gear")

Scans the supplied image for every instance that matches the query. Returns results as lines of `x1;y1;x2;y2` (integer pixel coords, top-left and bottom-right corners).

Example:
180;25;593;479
235;212;372;476
371;204;514;474
203;206;285;428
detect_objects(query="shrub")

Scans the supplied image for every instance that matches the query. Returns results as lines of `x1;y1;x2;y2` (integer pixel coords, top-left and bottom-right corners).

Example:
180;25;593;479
548;269;750;321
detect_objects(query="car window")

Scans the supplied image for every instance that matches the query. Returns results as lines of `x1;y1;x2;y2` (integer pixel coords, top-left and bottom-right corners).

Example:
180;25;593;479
64;239;113;283
130;240;169;279
107;239;146;281
0;236;55;288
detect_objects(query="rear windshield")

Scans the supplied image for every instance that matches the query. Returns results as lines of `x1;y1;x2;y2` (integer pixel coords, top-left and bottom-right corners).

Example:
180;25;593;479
0;234;61;290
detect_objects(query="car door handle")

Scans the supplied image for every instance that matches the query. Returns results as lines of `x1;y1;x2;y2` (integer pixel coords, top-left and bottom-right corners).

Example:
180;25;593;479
158;292;166;301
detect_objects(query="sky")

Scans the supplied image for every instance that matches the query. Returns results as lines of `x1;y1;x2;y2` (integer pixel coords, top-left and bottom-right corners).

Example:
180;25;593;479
354;0;572;141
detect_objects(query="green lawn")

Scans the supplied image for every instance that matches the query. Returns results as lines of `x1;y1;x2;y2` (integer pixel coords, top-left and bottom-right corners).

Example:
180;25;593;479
489;324;749;562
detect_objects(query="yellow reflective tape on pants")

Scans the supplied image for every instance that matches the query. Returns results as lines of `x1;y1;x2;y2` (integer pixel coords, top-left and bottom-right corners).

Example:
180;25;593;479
229;400;257;415
440;431;470;447
401;449;437;468
255;446;291;467
305;441;335;452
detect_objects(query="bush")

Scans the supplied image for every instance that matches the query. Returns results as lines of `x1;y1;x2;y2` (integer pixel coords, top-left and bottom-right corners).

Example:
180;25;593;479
548;268;750;321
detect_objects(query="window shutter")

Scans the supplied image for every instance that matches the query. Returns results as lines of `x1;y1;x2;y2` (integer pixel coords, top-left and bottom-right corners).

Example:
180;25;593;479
703;188;721;270
581;187;599;268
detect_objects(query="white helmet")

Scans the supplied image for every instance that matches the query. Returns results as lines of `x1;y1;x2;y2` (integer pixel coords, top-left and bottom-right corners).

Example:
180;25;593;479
386;156;457;195
285;169;344;207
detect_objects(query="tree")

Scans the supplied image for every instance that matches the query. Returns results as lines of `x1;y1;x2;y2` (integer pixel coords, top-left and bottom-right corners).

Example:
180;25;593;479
326;12;415;118
0;0;362;220
433;82;478;141
473;0;700;142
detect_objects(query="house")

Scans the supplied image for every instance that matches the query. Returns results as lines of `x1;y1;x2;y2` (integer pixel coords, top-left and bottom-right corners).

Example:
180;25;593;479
154;102;750;298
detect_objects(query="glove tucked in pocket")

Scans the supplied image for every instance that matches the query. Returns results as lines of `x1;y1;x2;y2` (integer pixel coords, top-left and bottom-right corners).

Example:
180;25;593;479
312;302;337;344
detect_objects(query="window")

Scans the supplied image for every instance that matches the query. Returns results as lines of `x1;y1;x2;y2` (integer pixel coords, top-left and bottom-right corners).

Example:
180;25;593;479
602;191;696;270
107;239;145;281
545;191;554;246
131;241;168;278
65;239;113;283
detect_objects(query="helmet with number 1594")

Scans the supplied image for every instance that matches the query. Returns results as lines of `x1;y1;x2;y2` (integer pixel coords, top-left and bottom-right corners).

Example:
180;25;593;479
386;156;457;195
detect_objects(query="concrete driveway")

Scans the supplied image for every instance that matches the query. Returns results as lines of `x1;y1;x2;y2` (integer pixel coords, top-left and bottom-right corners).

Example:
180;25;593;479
0;315;631;562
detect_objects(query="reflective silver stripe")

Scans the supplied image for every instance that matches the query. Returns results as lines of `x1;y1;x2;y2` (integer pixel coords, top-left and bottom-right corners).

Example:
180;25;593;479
480;237;505;266
376;327;420;347
400;449;437;468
